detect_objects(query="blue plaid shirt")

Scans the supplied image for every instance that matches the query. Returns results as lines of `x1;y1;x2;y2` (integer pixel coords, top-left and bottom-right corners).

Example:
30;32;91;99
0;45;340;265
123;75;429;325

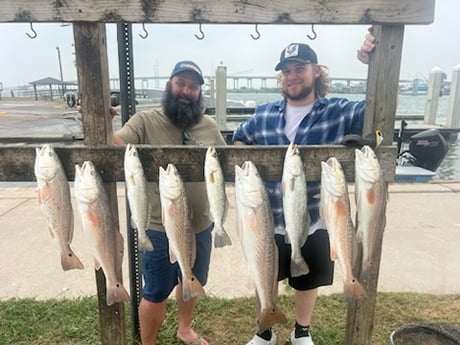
232;97;365;234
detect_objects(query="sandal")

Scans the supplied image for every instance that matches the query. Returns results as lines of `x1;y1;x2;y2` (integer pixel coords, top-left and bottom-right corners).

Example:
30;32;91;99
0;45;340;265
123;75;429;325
178;335;209;345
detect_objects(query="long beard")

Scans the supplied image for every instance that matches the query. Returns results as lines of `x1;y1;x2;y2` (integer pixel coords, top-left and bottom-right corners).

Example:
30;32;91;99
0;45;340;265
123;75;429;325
162;85;203;129
282;84;314;102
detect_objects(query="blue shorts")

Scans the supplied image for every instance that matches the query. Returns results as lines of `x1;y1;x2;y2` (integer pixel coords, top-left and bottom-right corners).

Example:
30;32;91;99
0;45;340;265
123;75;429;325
140;225;212;303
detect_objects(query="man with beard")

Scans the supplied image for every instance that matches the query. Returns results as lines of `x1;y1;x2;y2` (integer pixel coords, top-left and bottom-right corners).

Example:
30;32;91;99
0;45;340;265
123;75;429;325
233;35;375;345
114;60;226;345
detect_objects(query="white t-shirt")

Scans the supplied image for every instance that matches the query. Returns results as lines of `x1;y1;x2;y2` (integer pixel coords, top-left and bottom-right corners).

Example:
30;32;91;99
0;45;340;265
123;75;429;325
284;103;314;142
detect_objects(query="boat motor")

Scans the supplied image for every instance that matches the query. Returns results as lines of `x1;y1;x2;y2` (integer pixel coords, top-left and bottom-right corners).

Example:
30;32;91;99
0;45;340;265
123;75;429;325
405;129;449;172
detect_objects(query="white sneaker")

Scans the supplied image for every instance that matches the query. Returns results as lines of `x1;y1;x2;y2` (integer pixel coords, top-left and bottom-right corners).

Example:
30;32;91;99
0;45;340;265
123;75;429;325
246;332;277;345
290;329;315;345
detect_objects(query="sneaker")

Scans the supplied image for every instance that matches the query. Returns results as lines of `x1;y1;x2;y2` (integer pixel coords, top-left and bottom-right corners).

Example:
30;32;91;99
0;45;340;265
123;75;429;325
290;329;315;345
246;332;277;345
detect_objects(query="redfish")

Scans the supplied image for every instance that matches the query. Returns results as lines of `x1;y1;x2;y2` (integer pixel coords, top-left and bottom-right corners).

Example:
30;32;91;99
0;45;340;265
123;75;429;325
159;163;205;302
281;143;310;277
34;144;84;271
320;157;366;301
74;161;130;306
204;146;232;248
235;161;287;332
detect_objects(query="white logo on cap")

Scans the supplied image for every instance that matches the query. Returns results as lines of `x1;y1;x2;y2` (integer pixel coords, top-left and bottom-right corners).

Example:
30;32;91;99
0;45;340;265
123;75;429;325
284;44;299;58
179;63;201;75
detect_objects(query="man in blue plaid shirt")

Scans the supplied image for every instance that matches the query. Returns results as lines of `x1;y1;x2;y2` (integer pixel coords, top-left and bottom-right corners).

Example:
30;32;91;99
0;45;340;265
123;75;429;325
233;32;375;345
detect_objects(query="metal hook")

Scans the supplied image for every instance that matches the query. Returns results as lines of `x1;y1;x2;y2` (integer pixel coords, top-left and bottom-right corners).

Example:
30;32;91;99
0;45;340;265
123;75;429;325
307;24;317;40
26;22;37;39
194;23;205;40
250;24;261;40
139;23;149;39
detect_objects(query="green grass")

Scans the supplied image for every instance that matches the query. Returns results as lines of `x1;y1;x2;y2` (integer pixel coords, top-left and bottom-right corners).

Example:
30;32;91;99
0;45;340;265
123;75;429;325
0;293;459;345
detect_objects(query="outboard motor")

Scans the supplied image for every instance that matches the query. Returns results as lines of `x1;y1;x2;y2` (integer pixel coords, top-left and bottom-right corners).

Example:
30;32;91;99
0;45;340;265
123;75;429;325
408;129;448;172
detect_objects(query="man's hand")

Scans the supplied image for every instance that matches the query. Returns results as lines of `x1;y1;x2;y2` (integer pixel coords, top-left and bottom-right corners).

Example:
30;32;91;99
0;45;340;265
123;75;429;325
357;30;376;64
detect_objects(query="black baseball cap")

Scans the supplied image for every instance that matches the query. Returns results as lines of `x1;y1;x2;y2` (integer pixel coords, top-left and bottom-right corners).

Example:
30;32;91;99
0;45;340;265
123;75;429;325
275;43;318;71
170;60;204;85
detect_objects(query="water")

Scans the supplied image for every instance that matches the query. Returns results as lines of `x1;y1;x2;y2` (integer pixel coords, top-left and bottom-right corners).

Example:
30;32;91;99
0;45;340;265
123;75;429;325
227;91;460;180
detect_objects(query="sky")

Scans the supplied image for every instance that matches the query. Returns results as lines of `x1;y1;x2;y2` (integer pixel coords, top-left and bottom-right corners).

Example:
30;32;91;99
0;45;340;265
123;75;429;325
0;0;459;89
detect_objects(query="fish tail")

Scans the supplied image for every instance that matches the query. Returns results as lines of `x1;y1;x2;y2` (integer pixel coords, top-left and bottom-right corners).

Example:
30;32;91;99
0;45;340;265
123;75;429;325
138;232;154;252
344;278;367;302
258;307;288;332
290;256;310;277
182;275;205;302
61;249;85;271
106;283;130;306
213;224;232;248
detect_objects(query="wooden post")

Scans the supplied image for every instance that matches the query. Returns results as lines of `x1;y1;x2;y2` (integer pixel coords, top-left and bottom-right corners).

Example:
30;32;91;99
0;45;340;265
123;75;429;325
446;64;460;130
73;22;126;345
215;65;227;131
345;24;404;345
424;67;444;125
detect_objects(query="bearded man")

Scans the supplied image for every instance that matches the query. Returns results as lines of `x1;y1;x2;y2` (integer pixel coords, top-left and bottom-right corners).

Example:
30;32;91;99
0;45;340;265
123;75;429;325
114;60;226;345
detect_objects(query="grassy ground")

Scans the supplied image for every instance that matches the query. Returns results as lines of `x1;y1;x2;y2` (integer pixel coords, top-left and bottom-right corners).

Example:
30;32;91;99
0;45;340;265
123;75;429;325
0;293;459;345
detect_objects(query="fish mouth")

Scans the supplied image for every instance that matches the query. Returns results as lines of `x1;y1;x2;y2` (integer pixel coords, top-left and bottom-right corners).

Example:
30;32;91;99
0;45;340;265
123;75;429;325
126;143;136;155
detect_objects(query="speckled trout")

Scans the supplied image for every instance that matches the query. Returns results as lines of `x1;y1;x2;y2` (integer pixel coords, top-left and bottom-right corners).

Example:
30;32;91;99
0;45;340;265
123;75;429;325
320;157;366;301
355;145;387;278
34;144;84;271
235;161;287;332
281;143;310;277
124;143;153;252
159;163;205;302
204;146;232;248
74;161;130;306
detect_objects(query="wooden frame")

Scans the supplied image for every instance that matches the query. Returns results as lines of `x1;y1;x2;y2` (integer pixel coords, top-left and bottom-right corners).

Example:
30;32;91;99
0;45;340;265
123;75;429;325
0;1;436;344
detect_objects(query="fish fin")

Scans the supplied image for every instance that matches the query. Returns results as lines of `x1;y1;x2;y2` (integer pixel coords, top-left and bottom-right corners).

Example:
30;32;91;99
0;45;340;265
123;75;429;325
138;230;154;252
208;171;215;184
116;232;125;279
38;185;50;204
93;258;101;270
191;231;197;267
182;275;205;302
330;244;337;261
248;209;258;230
213;224;232;248
366;188;377;204
289;176;296;191
106;282;130;306
290;256;310;277
127;173;136;187
86;209;101;225
343;277;367;302
284;232;291;244
61;248;85;271
258;307;288;332
168;249;177;264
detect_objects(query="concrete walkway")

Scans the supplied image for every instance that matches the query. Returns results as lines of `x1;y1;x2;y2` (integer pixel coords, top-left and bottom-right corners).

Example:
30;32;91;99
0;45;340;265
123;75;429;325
0;181;459;301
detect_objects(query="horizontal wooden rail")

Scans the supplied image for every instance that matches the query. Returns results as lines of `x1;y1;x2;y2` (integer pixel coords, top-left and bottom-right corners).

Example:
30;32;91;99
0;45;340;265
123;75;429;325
0;0;434;24
0;144;396;182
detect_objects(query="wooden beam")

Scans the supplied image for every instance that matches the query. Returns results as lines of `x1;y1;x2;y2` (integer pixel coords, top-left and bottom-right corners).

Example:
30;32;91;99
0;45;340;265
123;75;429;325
0;0;435;24
73;23;113;145
73;23;126;345
344;24;404;345
363;25;405;145
0;144;397;183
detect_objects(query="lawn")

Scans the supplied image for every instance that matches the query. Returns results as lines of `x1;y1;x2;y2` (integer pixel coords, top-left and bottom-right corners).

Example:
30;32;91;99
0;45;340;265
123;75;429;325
1;293;459;344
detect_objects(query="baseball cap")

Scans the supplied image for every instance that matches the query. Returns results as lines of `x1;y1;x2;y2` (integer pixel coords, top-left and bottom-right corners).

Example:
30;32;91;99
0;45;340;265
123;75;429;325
274;43;318;71
170;60;204;85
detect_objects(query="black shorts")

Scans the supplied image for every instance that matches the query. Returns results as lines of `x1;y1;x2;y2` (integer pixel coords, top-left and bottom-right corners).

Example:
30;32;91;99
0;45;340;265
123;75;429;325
276;229;334;290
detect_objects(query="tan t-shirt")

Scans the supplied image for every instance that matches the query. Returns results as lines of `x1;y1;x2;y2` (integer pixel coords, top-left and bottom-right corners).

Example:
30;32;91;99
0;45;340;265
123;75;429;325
116;108;226;233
